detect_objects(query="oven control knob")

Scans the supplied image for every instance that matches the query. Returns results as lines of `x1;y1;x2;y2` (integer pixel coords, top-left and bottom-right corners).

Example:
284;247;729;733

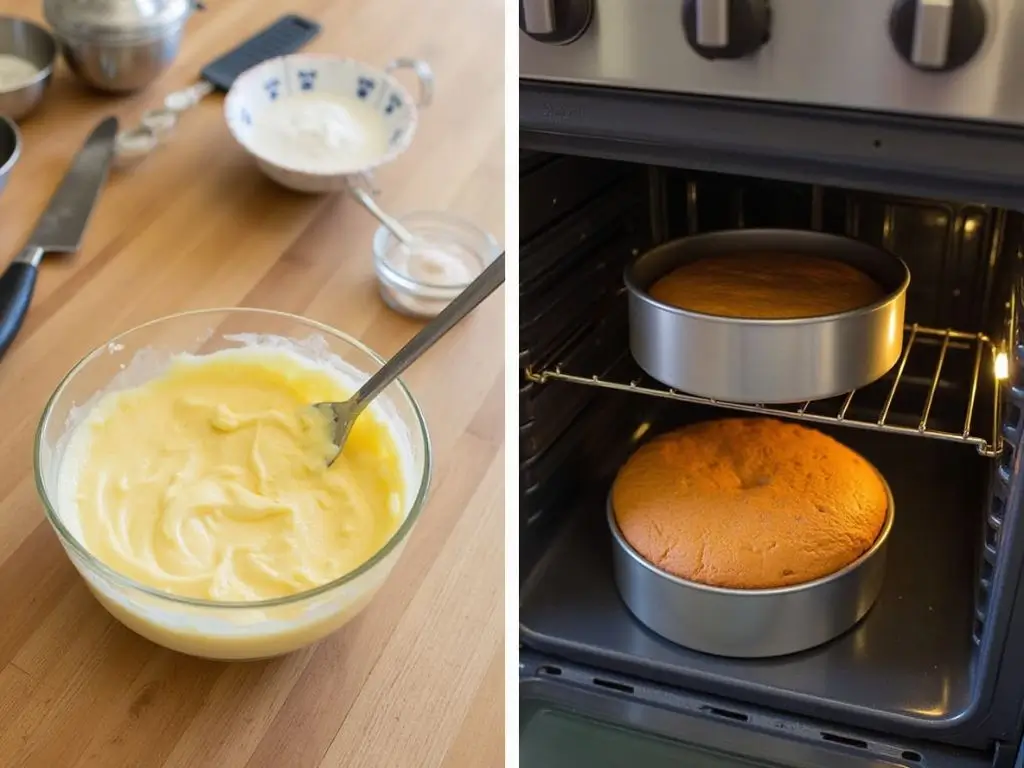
519;0;594;45
889;0;986;72
682;0;771;60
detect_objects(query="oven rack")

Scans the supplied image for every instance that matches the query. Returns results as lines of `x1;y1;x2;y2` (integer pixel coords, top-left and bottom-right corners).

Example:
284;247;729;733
525;323;1005;457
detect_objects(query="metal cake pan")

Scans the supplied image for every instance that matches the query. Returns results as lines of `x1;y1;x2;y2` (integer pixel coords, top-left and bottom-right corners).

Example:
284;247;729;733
607;468;894;658
624;230;910;404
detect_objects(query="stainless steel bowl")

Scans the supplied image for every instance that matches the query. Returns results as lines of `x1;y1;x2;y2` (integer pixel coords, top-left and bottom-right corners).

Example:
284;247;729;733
625;230;910;404
608;470;894;658
0;18;56;121
45;0;195;93
56;27;184;93
0;115;21;195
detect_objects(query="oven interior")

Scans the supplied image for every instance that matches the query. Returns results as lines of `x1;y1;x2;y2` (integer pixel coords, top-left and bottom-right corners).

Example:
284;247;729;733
519;150;1024;764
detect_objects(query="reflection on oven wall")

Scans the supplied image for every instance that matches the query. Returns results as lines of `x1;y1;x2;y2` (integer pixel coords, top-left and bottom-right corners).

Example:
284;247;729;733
519;149;1024;762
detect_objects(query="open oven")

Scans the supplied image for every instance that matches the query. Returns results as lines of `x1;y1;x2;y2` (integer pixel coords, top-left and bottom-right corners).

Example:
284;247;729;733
519;2;1024;767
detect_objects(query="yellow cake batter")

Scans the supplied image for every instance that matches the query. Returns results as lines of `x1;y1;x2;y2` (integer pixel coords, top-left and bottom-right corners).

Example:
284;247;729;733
61;348;406;603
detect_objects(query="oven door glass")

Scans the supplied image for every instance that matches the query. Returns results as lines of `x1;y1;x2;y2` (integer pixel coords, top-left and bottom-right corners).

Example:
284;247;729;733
522;705;782;768
520;670;936;768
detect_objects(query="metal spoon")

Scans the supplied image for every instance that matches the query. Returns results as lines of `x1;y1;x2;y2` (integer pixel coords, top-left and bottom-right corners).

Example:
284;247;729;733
347;181;417;246
315;251;505;465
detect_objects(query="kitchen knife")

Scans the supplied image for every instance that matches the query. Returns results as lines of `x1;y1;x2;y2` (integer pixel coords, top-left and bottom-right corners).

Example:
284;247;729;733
0;116;118;360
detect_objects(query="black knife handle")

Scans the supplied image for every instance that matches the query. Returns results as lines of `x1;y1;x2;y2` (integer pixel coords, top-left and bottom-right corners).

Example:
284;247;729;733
0;260;38;360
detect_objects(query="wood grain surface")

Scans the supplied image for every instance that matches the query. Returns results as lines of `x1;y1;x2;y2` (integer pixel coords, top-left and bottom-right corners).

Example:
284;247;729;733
0;0;505;766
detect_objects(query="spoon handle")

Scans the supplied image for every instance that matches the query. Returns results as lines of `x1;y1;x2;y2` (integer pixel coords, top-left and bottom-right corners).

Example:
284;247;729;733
348;181;417;246
350;252;505;414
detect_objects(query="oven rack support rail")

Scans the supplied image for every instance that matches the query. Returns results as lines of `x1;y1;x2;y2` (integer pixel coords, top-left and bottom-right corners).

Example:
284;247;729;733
525;324;1005;457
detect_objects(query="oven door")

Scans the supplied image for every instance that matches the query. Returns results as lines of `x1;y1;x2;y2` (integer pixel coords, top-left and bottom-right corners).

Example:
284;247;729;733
521;652;994;768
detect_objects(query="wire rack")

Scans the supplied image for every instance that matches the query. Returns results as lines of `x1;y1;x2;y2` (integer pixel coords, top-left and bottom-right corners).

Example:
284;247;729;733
525;324;1006;457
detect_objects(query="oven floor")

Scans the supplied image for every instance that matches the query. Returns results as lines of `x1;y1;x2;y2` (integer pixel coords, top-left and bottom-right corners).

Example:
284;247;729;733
520;427;984;733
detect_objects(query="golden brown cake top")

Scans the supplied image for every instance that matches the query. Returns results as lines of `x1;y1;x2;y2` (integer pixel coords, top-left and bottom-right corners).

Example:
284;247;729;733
647;252;886;319
611;418;889;590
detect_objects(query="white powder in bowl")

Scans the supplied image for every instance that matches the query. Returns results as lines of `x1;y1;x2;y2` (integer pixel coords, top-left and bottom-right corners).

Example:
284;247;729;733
388;241;478;287
379;239;485;318
0;55;40;91
247;92;391;174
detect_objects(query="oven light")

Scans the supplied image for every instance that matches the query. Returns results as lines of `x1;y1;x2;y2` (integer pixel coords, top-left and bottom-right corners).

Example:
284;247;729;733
631;422;651;443
995;351;1009;381
964;218;979;235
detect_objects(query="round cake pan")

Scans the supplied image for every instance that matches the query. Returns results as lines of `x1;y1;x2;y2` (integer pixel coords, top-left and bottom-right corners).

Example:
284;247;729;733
607;471;894;658
624;230;910;404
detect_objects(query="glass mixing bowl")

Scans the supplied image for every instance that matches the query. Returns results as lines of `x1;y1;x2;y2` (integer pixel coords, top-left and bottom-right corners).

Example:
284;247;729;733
34;308;431;660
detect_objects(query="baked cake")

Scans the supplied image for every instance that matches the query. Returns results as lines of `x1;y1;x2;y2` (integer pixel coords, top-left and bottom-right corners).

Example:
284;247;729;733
648;252;886;319
611;418;889;589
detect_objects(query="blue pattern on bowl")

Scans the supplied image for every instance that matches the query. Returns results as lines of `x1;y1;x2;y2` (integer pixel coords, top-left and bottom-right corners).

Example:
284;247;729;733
384;93;403;116
357;76;376;99
264;77;281;100
298;69;317;91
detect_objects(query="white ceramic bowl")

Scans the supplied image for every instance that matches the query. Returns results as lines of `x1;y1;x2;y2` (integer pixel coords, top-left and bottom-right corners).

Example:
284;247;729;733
224;53;433;194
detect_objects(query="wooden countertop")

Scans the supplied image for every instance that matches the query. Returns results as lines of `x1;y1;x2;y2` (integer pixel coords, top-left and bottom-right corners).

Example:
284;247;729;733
0;1;504;766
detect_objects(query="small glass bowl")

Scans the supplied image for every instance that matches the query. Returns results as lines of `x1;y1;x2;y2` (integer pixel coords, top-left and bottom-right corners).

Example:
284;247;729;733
373;211;500;319
35;308;432;661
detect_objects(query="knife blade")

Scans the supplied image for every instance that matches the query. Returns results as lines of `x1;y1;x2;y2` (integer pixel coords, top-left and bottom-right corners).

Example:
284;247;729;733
0;116;118;361
26;116;118;254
